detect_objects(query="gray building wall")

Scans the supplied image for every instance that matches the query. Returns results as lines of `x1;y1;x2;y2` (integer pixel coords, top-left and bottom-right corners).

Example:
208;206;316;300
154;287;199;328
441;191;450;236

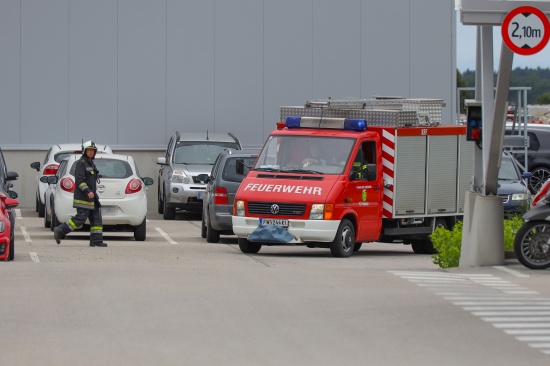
1;0;457;207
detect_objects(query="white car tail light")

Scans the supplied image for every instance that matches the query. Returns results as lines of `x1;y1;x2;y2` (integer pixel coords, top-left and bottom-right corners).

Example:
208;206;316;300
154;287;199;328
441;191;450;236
43;164;59;175
60;177;75;193
125;178;143;194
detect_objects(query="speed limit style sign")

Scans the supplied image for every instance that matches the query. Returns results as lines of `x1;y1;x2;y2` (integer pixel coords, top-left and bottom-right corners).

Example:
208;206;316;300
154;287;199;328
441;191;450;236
502;5;550;56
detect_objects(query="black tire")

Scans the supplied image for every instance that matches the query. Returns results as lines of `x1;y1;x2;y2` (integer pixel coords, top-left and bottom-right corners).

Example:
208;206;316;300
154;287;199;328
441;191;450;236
162;193;176;220
353;242;362;252
134;218;147;241
529;167;550;193
206;212;220;243
238;238;261;254
44;202;51;228
38;196;45;218
158;186;164;214
330;219;355;258
35;195;39;212
51;203;59;231
514;220;550;269
411;240;437;254
8;236;14;261
200;215;207;238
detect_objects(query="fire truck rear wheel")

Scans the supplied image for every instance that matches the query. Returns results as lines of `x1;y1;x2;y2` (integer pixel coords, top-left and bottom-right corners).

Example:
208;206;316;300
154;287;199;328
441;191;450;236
411;240;436;255
238;238;261;254
330;219;355;258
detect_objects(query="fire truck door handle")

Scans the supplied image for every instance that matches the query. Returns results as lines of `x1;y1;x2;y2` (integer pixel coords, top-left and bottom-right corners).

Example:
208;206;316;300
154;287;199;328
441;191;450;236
373;186;380;190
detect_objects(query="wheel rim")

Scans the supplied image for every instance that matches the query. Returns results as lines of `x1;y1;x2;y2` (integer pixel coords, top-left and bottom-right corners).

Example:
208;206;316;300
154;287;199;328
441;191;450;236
520;224;550;267
530;168;550;193
339;226;353;252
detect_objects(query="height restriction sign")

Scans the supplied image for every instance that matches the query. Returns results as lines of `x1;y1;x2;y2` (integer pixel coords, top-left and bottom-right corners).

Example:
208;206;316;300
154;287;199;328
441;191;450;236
502;5;550;55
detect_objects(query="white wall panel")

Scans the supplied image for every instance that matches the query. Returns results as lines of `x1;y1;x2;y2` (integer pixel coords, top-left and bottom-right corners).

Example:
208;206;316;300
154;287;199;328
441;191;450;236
263;0;312;140
118;0;166;147
20;0;69;144
0;0;20;143
69;0;117;144
167;0;215;139
214;0;264;147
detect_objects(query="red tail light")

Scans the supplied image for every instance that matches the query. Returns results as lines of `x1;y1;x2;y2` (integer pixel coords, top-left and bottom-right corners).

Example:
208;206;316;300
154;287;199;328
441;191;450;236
213;186;228;205
60;177;75;193
43;164;59;175
125;178;143;194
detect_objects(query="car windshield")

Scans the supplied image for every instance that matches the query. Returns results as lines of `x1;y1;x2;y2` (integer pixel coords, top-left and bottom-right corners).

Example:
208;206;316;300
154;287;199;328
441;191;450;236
223;156;258;183
499;157;520;180
173;142;240;164
70;159;133;179
253;135;355;174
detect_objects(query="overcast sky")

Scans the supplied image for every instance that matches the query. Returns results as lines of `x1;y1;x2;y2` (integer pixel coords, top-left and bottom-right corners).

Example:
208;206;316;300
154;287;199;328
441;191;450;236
457;17;550;71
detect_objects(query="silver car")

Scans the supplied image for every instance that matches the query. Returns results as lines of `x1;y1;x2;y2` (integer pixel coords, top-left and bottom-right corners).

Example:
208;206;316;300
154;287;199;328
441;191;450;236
156;132;242;219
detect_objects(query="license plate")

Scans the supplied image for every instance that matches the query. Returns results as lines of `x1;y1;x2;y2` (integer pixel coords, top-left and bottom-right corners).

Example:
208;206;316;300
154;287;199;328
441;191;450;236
101;206;118;216
197;192;203;199
259;218;289;227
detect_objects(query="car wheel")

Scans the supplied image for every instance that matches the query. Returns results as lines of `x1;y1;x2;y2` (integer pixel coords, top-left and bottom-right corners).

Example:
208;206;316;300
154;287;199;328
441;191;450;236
330;219;355;258
529;166;550;193
8;235;14;261
44;201;51;228
35;195;39;212
162;193;175;220
206;213;220;243
158;187;164;214
201;214;207;239
51;203;59;231
411;240;437;254
238;238;261;254
134;218;146;241
38;195;45;218
353;242;362;252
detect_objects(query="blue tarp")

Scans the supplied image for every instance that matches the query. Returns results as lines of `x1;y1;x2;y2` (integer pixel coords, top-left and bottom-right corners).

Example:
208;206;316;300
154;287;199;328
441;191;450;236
247;225;295;243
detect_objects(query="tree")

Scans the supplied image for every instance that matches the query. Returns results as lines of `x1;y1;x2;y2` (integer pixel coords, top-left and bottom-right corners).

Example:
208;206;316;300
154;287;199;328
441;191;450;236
536;92;550;105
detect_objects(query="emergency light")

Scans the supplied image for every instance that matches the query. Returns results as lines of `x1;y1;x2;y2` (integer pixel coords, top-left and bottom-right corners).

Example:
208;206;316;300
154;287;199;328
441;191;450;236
285;116;367;131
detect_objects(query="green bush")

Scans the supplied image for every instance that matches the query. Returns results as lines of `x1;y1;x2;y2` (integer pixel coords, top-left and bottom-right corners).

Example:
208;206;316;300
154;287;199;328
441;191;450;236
430;216;524;268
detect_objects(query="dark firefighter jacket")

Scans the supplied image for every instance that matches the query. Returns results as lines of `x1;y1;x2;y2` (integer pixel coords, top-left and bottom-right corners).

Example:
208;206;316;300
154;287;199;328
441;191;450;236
73;155;100;210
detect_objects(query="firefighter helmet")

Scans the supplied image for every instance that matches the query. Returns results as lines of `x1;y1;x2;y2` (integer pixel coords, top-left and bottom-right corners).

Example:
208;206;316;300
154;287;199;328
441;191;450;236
82;140;97;151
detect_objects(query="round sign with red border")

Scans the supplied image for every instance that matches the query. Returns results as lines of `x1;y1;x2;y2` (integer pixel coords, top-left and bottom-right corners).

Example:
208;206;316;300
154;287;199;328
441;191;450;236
502;6;550;55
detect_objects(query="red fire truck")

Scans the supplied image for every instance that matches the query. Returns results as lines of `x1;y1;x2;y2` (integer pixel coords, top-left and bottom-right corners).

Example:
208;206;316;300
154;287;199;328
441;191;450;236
232;98;473;257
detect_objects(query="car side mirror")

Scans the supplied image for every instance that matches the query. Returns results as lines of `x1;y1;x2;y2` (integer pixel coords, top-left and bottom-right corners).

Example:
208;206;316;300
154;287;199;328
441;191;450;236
46;176;59;184
141;177;154;186
521;172;533;179
236;159;245;175
0;196;19;209
196;173;209;184
156;157;167;165
6;171;18;181
30;162;41;171
7;190;18;199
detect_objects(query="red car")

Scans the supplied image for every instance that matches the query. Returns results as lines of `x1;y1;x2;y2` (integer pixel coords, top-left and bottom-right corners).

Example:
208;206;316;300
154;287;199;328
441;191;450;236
0;192;19;261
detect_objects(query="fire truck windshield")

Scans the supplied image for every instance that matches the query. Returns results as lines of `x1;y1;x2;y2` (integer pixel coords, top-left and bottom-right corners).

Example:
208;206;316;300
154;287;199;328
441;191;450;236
254;135;355;174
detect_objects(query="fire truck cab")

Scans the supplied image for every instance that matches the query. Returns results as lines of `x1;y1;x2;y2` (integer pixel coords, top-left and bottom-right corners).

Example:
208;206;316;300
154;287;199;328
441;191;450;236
232;98;473;257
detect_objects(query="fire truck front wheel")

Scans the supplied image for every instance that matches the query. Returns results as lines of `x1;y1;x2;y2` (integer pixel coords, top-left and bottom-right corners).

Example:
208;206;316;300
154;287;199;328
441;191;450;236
330;219;355;258
238;238;262;254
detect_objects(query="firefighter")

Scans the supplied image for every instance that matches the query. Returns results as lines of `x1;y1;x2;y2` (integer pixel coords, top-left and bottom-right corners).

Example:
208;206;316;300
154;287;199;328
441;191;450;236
53;140;107;247
302;142;326;166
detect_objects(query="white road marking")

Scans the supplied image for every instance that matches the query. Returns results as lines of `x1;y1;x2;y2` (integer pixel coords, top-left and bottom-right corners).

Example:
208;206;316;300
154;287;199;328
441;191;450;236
15;209;22;219
29;252;40;263
21;227;32;243
155;227;177;245
493;265;530;278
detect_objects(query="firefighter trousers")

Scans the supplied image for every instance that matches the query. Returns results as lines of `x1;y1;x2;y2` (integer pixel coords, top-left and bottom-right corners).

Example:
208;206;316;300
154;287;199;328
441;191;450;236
57;206;104;244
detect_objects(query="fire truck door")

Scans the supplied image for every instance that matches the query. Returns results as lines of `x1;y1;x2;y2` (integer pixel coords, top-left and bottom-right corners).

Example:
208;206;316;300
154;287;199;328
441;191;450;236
349;140;382;241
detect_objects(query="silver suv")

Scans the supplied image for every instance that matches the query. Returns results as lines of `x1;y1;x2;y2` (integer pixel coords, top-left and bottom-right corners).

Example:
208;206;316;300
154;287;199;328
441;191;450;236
157;132;242;219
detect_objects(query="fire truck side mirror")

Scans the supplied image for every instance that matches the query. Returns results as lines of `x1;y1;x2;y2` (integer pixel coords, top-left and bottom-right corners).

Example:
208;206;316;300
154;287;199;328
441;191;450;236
465;100;482;142
236;159;245;175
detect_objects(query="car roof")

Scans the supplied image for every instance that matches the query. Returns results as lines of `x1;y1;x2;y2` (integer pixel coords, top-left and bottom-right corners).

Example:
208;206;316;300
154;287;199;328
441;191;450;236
177;133;240;144
63;153;133;163
50;143;113;153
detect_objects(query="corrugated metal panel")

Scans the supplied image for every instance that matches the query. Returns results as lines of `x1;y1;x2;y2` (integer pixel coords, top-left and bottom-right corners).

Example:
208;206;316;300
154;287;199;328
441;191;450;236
394;136;426;215
458;137;475;212
427;136;458;214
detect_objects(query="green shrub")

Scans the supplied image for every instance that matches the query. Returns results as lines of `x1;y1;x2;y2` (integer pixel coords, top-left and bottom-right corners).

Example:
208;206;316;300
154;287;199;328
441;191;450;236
430;216;524;268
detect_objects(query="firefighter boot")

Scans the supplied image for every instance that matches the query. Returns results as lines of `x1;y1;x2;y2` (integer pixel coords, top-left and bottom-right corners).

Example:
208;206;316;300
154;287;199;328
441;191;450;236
90;242;108;247
53;226;62;244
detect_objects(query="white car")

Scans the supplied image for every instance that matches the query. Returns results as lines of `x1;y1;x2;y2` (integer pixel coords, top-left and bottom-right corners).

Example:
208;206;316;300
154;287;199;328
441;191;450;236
42;153;153;241
31;143;113;217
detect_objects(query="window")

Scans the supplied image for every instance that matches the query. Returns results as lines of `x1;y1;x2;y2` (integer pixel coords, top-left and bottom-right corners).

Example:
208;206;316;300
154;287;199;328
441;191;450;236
352;141;376;181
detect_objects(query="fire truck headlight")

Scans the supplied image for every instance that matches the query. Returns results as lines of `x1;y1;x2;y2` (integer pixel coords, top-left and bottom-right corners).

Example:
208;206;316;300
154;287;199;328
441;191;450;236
171;170;190;184
309;204;325;220
512;193;529;201
235;200;245;216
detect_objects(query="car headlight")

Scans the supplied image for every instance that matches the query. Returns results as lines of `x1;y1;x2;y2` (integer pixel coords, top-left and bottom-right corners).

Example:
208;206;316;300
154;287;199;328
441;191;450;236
171;170;190;184
309;204;325;220
0;221;5;233
235;200;245;216
512;193;529;201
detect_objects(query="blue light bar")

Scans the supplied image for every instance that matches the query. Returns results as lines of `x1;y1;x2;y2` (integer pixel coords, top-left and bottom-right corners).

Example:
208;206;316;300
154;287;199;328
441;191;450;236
344;119;367;131
285;116;302;128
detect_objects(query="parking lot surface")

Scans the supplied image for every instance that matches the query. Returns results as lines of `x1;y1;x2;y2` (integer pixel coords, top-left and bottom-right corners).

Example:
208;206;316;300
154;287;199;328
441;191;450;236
1;208;549;366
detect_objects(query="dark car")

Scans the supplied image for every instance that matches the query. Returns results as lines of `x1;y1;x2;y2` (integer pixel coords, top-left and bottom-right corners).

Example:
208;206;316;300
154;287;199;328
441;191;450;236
0;147;19;261
498;151;532;215
199;149;258;243
505;125;550;193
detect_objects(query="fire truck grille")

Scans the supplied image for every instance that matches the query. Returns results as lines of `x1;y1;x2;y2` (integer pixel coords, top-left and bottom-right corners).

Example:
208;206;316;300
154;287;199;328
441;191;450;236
248;202;306;216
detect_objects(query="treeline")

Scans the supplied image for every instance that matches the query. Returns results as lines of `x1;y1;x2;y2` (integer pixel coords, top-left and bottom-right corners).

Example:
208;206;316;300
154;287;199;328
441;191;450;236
458;67;550;106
